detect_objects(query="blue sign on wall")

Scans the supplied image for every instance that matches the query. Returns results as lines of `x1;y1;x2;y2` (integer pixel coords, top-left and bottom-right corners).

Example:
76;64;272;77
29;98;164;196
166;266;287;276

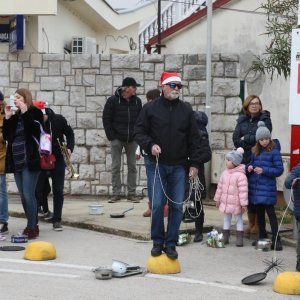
9;15;24;52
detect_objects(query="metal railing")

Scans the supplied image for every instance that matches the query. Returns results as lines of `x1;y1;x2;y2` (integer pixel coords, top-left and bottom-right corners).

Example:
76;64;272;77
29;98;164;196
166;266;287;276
139;0;207;53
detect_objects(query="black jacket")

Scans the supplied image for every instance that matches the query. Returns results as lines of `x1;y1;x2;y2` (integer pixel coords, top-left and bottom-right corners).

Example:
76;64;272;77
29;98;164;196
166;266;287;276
191;111;212;198
44;108;74;160
102;87;142;142
3;106;43;173
134;96;203;168
232;110;272;163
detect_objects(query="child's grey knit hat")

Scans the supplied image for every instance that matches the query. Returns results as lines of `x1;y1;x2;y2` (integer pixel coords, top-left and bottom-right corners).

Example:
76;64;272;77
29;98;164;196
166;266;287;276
225;147;244;166
256;121;271;141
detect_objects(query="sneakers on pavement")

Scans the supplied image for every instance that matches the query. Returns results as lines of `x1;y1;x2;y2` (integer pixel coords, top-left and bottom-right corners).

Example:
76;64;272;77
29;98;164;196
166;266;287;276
163;246;178;259
0;223;8;234
38;207;44;217
53;222;63;231
44;211;53;221
127;195;140;203
151;244;163;257
108;195;121;203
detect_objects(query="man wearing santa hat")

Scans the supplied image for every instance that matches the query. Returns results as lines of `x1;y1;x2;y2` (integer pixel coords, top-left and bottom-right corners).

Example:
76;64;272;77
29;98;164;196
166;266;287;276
134;72;203;259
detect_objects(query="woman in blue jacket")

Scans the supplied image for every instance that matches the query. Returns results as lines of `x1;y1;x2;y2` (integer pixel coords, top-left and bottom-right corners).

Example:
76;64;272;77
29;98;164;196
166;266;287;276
247;121;284;251
233;95;272;237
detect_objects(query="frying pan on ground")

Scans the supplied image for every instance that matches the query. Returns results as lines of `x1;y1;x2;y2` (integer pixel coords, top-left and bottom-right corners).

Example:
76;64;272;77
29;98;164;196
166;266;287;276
241;260;281;285
110;207;134;218
0;245;25;251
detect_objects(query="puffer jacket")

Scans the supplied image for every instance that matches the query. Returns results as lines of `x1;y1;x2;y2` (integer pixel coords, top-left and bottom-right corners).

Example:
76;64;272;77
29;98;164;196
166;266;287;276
214;164;248;215
247;139;284;206
284;163;300;219
232;111;272;163
102;87;142;142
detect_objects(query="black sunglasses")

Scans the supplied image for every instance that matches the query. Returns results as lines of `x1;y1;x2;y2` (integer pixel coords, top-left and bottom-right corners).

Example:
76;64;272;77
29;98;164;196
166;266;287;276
166;83;183;89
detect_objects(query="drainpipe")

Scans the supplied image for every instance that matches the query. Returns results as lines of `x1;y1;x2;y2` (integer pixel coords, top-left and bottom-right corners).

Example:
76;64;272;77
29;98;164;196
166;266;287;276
204;0;212;198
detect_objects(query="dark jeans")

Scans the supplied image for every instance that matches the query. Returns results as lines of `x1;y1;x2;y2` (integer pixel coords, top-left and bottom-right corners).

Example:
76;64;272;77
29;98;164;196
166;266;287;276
35;171;51;213
147;160;185;247
49;156;65;223
297;219;300;262
256;204;280;241
144;155;153;201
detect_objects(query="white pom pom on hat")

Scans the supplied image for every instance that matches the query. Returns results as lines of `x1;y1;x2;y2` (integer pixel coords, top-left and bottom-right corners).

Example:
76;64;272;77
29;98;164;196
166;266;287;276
225;147;244;166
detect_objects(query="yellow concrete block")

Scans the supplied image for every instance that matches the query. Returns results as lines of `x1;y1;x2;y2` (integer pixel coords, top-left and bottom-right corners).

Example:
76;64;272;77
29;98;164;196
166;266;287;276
24;241;56;261
146;254;181;274
273;272;300;295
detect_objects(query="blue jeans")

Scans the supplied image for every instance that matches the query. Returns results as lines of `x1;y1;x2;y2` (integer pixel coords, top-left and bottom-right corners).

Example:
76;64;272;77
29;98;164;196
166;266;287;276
0;175;8;223
14;168;40;228
147;160;185;247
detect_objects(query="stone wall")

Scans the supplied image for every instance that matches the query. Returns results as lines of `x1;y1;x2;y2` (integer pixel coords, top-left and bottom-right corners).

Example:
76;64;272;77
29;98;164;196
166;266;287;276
1;53;242;195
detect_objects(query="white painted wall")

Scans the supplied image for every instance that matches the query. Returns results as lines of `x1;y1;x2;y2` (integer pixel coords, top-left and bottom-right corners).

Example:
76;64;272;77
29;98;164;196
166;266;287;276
0;0;57;15
38;2;96;54
161;0;291;155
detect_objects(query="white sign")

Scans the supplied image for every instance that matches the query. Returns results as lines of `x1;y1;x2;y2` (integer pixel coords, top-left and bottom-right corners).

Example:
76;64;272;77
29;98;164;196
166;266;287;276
289;29;300;124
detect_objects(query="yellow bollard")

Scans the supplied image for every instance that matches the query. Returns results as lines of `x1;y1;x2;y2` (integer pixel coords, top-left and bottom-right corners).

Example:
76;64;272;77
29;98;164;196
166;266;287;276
273;272;300;295
24;241;56;261
146;254;181;274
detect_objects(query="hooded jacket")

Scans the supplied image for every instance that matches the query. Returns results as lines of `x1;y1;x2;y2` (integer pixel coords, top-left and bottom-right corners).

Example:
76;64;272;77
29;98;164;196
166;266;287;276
247;139;284;206
232;110;272;163
3;106;43;173
134;95;203;168
214;164;248;215
102;87;142;142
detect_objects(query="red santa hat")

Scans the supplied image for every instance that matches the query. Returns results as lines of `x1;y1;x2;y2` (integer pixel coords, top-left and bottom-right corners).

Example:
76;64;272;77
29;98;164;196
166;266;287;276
33;100;46;114
160;72;182;85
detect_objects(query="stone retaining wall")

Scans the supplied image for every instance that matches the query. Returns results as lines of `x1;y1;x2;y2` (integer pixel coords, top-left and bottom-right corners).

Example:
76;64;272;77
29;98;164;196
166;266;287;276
1;53;242;195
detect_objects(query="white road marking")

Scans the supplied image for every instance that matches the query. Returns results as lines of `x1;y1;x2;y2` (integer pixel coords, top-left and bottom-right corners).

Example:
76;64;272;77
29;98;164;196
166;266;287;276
0;258;93;270
0;257;257;292
146;274;257;293
0;268;79;279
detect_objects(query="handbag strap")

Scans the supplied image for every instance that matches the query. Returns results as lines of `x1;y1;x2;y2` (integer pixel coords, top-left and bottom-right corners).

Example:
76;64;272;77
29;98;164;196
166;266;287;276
33;120;52;154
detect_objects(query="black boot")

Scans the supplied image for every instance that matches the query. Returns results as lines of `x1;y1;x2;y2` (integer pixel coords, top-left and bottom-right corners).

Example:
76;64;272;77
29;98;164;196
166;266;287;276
271;236;283;251
194;215;204;243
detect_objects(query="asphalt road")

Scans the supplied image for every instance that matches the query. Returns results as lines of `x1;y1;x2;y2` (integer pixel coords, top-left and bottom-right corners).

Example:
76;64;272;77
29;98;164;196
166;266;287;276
0;217;297;300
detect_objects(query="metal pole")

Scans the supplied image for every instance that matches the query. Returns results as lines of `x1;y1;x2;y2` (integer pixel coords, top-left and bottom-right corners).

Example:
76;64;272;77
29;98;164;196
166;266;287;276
157;0;161;54
204;0;212;198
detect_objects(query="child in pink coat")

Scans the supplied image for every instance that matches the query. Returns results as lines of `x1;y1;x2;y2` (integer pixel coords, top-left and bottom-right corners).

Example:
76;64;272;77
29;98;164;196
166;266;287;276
214;147;248;246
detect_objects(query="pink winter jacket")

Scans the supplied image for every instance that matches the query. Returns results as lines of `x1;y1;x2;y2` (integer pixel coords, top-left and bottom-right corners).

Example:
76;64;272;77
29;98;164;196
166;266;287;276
214;164;248;215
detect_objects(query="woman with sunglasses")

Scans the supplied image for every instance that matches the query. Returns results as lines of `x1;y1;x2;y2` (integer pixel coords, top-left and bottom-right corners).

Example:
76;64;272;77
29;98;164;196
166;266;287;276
232;95;272;239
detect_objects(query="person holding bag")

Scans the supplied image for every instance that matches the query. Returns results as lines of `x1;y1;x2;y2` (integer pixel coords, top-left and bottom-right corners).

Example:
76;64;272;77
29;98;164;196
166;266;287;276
33;100;74;231
3;88;43;239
